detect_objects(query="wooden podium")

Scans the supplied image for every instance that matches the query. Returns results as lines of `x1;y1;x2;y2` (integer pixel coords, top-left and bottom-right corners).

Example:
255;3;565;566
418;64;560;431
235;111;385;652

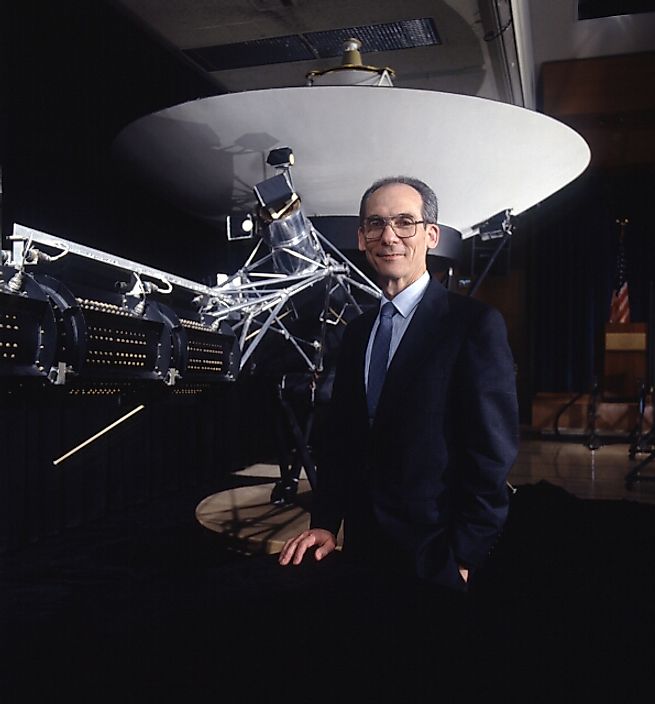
603;322;648;398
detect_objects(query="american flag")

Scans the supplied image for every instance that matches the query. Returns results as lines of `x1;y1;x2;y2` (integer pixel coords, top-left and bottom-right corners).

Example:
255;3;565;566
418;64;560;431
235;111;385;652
609;218;630;324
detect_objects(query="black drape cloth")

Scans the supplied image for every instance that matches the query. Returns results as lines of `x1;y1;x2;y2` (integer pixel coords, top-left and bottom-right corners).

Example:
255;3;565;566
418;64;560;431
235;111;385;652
2;480;654;702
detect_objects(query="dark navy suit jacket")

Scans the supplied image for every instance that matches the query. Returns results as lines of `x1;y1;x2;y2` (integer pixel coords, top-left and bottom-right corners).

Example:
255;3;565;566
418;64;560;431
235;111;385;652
311;278;519;590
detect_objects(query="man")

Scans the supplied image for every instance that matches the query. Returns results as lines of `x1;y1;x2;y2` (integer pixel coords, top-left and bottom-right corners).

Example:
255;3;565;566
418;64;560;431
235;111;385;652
278;176;518;592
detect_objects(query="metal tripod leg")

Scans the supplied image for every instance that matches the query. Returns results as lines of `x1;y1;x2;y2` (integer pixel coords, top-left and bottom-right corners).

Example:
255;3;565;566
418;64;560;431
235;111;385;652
586;381;601;450
270;376;318;505
626;384;654;486
626;449;655;487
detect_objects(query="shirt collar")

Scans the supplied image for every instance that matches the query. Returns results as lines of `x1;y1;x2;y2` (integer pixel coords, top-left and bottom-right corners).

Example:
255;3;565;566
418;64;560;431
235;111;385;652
380;271;430;318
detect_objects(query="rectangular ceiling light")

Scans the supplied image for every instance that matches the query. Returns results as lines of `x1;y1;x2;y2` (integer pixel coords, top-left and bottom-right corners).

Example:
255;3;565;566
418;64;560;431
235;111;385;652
184;18;440;72
307;18;440;56
578;0;655;19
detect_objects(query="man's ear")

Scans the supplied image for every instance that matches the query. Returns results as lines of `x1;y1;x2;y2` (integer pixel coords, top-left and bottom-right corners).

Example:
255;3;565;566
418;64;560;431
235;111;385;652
427;223;440;250
357;227;367;252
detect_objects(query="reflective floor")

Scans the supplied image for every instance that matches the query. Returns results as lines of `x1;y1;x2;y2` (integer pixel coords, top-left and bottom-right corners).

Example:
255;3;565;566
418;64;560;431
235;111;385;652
508;435;655;505
196;434;655;553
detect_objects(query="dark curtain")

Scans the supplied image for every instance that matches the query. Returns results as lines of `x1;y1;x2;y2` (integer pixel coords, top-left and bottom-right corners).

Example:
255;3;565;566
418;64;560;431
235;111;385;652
0;376;279;552
530;165;654;393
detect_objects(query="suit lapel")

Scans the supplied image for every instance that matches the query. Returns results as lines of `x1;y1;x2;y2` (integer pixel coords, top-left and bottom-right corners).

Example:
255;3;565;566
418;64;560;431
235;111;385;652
349;307;377;423
373;279;449;424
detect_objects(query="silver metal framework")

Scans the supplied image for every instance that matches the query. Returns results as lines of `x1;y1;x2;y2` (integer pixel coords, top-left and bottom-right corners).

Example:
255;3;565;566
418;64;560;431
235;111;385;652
5;219;379;380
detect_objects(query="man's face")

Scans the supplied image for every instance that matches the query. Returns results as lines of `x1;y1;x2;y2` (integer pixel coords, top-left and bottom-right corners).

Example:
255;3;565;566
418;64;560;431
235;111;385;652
358;183;439;296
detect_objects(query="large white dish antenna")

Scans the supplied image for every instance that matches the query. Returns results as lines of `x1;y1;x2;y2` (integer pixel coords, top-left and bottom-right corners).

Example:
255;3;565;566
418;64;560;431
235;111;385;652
113;86;590;238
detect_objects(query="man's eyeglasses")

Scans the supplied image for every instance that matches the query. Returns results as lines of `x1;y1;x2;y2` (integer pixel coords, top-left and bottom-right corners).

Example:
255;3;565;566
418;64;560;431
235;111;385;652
361;216;427;240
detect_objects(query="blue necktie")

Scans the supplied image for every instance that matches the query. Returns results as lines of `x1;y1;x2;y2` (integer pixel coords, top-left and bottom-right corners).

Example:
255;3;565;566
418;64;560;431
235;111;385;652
367;302;397;419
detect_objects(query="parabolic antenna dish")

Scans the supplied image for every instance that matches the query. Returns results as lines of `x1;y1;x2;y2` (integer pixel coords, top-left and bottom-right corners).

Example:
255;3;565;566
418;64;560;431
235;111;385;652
113;86;590;238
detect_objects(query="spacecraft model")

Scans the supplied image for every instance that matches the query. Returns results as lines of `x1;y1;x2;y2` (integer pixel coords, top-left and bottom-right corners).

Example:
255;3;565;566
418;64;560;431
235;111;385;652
0;149;379;391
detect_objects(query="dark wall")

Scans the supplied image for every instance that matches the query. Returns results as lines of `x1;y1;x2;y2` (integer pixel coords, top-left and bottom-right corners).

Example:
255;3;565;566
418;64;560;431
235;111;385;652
2;0;229;282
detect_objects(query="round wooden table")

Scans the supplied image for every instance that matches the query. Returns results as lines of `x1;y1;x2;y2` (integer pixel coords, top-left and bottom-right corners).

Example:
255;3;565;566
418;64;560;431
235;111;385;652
195;464;315;554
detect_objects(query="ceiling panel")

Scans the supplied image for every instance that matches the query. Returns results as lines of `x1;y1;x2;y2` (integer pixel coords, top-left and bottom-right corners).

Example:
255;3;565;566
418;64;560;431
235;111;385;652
116;0;518;101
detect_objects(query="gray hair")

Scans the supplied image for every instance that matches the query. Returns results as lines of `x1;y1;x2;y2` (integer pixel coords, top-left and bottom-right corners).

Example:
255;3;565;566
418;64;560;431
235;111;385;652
358;176;439;225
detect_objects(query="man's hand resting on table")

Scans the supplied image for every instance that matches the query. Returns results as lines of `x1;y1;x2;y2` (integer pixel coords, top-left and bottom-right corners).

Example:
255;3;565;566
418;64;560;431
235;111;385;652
278;529;337;565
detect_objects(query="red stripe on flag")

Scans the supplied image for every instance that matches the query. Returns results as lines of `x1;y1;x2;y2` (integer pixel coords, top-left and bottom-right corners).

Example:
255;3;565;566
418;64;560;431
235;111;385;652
609;281;630;324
